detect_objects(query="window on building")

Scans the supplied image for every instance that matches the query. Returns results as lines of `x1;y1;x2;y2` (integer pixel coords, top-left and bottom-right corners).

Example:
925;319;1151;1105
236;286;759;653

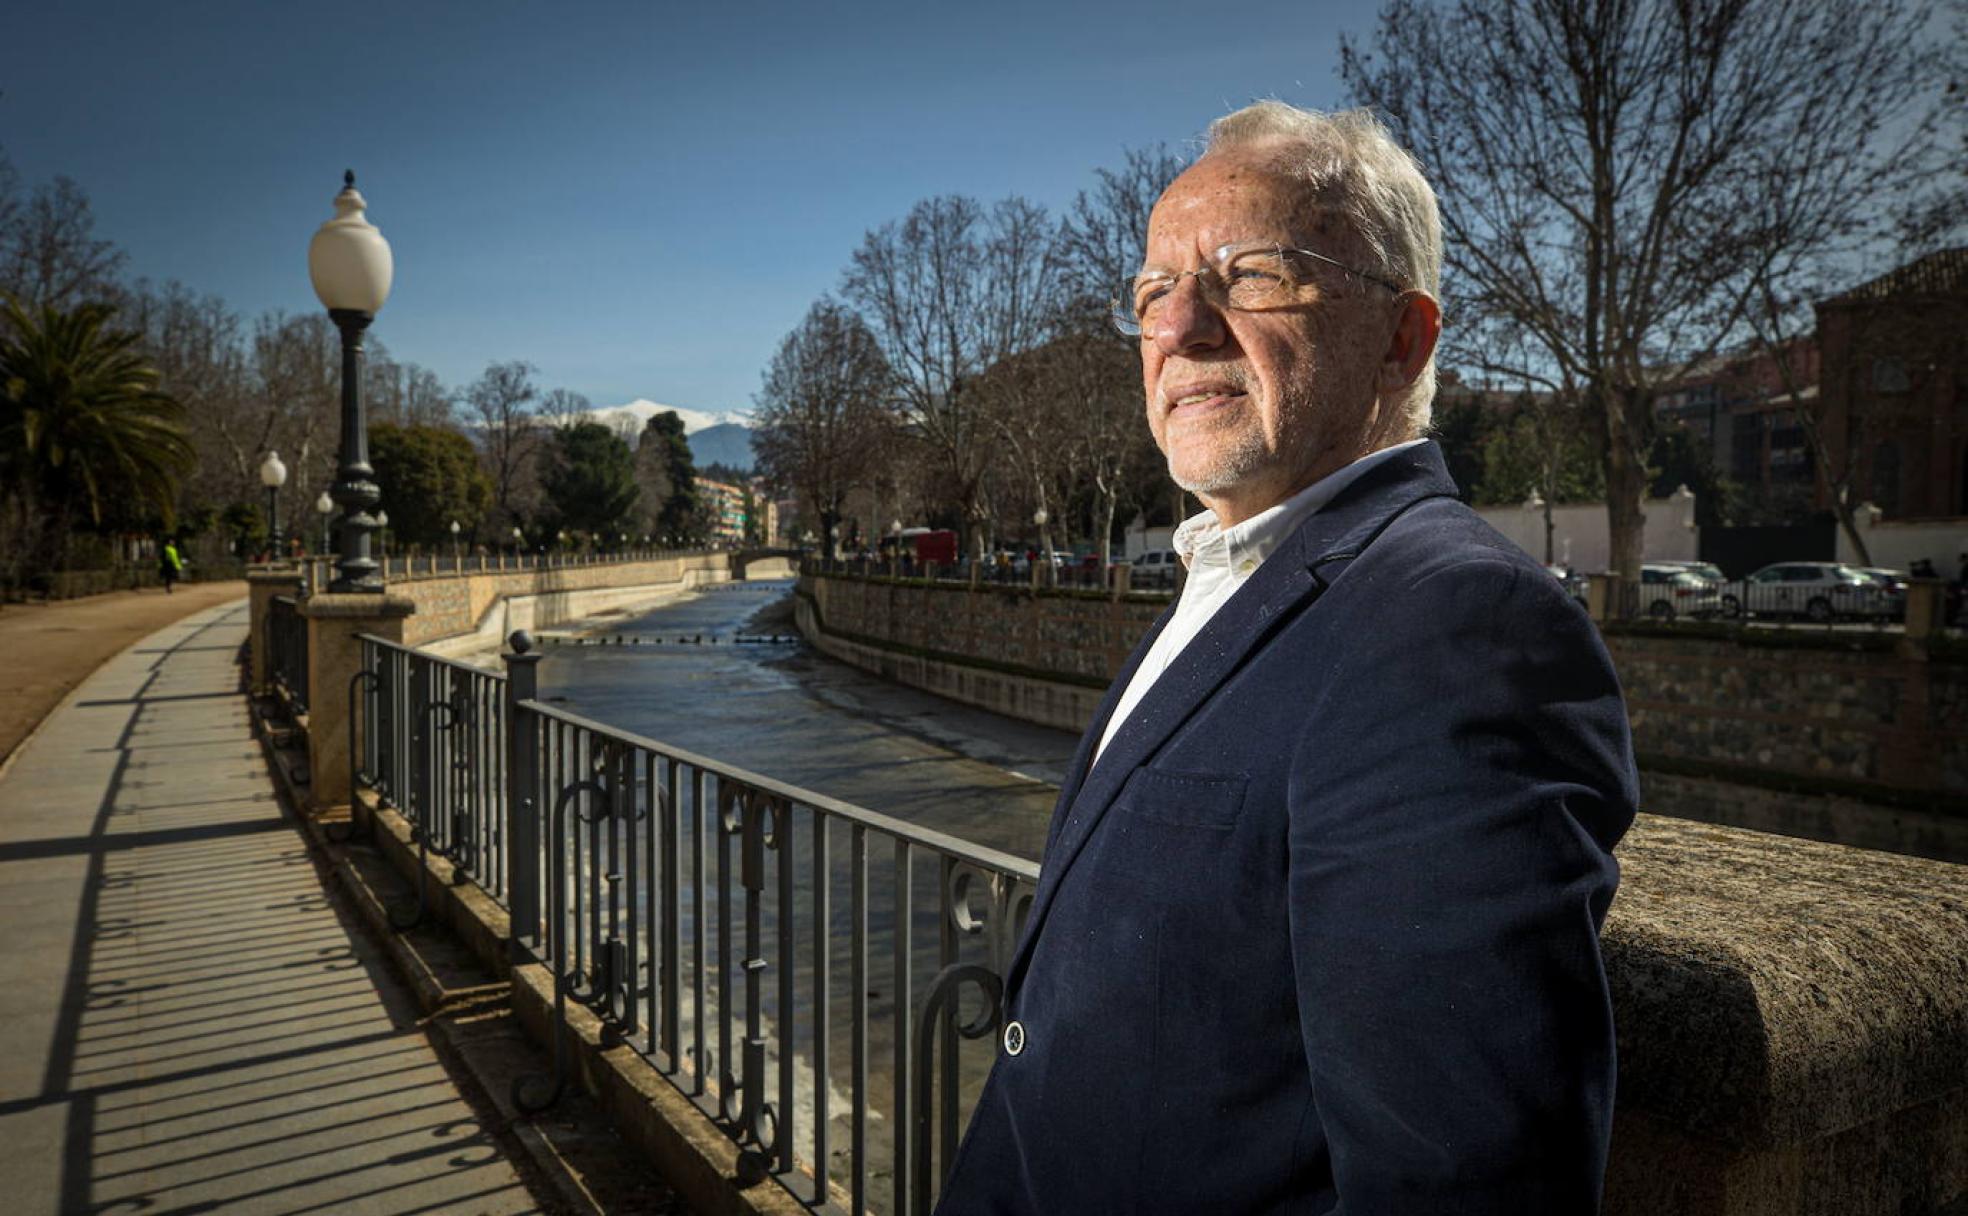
1872;358;1911;393
1870;441;1901;514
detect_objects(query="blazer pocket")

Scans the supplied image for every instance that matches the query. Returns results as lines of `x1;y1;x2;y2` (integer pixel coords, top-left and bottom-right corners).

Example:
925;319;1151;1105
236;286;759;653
1116;767;1248;830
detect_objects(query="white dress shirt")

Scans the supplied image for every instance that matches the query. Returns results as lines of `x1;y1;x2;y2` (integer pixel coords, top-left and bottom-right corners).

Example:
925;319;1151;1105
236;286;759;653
1092;440;1427;766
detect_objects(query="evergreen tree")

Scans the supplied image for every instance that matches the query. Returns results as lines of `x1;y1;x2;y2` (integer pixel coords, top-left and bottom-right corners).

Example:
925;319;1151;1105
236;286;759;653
638;411;699;542
370;423;494;547
542;420;640;540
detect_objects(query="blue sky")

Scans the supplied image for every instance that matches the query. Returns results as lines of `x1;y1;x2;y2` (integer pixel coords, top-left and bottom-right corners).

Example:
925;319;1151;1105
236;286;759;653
1;0;1383;417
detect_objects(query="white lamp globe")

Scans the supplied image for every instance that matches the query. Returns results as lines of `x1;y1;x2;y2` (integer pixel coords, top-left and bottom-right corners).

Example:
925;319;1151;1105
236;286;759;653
259;450;288;489
308;171;393;315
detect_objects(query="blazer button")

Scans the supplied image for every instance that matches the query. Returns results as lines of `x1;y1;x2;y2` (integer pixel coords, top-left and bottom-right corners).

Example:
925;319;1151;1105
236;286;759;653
1002;1020;1026;1056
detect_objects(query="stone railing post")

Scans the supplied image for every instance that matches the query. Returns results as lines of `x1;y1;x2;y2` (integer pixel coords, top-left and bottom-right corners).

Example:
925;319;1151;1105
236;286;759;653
247;566;302;694
1587;572;1618;623
1903;577;1945;641
301;591;415;809
503;628;543;958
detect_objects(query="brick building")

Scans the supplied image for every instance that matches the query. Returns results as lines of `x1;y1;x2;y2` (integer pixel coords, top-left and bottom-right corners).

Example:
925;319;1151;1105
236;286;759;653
1813;247;1968;520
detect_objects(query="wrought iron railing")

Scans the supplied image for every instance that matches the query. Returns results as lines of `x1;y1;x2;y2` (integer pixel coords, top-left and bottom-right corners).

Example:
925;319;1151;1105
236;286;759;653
354;637;509;914
801;555;1174;597
350;631;1039;1215
305;547;707;591
268;594;309;713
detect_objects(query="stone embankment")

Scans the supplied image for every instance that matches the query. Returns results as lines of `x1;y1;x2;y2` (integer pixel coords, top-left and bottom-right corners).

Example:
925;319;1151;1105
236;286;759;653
794;570;1968;1215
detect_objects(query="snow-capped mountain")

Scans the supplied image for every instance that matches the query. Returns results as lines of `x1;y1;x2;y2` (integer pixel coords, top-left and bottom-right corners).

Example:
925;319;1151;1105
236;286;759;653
591;399;756;472
588;399;749;435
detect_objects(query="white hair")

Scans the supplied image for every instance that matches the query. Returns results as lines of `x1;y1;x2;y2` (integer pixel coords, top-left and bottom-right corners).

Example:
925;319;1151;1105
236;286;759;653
1203;101;1444;434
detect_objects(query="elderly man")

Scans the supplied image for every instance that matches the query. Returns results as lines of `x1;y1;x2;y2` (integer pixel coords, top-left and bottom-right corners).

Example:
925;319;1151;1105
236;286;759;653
936;102;1638;1214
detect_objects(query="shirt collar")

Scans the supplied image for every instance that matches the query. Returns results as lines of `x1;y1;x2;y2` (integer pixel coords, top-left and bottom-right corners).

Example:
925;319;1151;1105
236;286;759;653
1172;439;1429;573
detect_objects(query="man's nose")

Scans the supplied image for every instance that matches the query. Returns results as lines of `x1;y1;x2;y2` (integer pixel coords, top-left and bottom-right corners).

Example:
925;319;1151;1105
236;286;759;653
1150;276;1227;356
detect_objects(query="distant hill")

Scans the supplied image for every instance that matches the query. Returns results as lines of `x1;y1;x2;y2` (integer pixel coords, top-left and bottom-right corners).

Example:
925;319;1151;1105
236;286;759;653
687;422;755;474
586;398;756;474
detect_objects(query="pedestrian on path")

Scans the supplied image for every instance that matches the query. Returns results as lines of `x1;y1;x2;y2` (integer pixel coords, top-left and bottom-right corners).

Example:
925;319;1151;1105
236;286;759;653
158;536;183;593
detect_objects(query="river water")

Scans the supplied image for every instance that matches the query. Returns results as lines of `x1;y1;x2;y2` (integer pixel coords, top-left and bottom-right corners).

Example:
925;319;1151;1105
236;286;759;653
533;578;1075;863
526;578;1084;1209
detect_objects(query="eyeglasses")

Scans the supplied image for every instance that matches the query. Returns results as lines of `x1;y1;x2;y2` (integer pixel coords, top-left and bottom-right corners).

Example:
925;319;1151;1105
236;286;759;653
1113;242;1404;337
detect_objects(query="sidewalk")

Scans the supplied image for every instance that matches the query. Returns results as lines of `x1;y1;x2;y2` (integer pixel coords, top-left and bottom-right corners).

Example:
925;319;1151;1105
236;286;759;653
0;597;544;1214
0;580;250;770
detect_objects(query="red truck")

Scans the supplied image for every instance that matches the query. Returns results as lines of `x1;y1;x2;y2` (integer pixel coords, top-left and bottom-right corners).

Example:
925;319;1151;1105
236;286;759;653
889;527;958;564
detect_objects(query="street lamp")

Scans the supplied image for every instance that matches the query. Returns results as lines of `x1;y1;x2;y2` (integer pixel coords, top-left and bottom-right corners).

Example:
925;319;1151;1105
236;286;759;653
258;450;288;559
308;170;393;592
450;519;461;563
315;490;334;554
1523;490;1552;565
376;510;390;561
1033;507;1051;585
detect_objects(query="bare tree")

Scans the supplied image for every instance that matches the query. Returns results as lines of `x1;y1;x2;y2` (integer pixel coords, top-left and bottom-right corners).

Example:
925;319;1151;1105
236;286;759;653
247;311;340;540
1058;146;1189;332
466;360;542;527
0;172;127;311
539;387;592;430
1053;146;1190;562
365;341;454;429
752;298;895;554
1344;0;1938;588
842;195;1061;562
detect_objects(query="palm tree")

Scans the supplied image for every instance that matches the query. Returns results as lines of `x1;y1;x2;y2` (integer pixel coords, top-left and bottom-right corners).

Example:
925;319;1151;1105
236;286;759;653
0;296;195;574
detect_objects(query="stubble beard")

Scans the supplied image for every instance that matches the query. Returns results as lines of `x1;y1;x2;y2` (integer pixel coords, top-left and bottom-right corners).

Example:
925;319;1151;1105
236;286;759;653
1161;380;1313;499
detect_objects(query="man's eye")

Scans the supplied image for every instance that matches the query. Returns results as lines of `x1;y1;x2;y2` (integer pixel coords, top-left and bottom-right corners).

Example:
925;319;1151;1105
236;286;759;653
1229;263;1288;285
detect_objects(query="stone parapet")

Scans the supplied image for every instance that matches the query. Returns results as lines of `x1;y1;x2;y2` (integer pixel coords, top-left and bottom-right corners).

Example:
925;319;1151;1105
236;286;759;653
1603;814;1968;1213
246;566;303;693
302;591;416;808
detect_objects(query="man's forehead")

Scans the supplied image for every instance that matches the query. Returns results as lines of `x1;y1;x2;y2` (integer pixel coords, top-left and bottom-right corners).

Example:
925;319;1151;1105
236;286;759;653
1146;153;1346;255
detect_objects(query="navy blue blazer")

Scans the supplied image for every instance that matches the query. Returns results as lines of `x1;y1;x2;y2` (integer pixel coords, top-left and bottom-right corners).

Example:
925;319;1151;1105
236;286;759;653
936;442;1638;1214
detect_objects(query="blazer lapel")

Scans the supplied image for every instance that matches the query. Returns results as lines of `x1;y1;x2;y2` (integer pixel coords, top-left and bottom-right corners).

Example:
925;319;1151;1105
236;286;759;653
1039;602;1178;860
1006;442;1463;992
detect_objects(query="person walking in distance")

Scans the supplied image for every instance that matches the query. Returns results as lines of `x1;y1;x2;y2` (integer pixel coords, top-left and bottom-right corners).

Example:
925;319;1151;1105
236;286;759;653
158;537;183;594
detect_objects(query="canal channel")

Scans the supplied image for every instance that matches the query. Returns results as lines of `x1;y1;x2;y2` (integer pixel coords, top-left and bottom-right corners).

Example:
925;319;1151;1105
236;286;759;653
527;578;1082;1206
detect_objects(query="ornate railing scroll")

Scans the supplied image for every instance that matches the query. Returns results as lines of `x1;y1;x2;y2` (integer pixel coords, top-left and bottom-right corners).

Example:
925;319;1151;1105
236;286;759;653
508;699;1041;1215
350;636;508;927
350;628;1043;1214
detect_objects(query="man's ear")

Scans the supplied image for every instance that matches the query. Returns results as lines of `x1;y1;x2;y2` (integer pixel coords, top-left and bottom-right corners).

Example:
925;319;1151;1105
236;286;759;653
1380;292;1442;391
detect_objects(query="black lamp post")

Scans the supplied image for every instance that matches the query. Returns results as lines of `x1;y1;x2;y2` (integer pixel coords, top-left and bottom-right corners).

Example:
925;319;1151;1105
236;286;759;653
259;450;288;558
308;170;393;592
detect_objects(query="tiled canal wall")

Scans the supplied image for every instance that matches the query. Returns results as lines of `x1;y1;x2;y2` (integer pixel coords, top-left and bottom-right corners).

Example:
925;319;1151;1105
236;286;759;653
398;553;732;651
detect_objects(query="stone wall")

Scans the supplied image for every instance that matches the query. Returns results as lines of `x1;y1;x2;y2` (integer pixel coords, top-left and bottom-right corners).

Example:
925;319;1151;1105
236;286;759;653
396;553;731;649
796;569;1968;1213
1607;626;1967;799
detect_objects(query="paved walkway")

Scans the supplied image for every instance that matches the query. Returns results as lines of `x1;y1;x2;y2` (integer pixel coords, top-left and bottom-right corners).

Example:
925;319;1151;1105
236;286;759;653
0;598;543;1215
0;580;250;770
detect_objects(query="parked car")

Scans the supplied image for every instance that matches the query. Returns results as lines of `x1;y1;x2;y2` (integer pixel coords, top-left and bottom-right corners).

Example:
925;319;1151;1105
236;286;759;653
1134;549;1181;587
1649;560;1735;616
1734;561;1896;622
1639;564;1722;620
1854;567;1910;621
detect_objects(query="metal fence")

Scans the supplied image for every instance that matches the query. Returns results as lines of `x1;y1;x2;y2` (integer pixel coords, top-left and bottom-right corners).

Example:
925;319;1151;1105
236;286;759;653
268;595;309;713
350;632;1039;1215
304;547;700;591
355;637;510;911
802;555;1175;597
